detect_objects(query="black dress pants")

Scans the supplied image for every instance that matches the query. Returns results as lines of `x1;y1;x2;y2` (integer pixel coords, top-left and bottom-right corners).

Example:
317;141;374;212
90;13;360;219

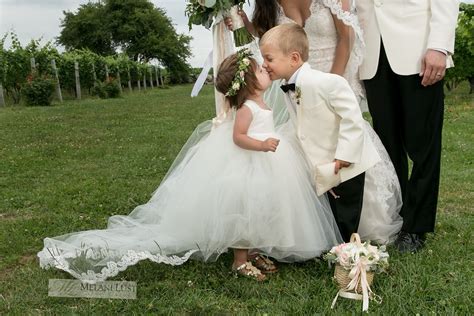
328;172;365;242
363;43;444;233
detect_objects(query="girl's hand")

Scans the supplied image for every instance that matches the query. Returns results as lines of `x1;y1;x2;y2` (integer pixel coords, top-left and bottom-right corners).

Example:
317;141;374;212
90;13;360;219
261;138;280;152
224;9;250;31
334;159;351;174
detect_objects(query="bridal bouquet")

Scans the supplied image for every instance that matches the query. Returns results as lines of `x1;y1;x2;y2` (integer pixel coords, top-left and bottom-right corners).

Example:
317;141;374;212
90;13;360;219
185;0;254;46
324;233;388;312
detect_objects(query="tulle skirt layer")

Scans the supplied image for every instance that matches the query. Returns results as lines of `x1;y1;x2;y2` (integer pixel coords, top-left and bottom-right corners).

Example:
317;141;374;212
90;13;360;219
38;120;342;283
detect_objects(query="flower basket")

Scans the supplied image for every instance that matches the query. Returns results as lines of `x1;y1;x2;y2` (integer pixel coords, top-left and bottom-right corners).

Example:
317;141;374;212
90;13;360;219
324;233;387;312
334;263;374;293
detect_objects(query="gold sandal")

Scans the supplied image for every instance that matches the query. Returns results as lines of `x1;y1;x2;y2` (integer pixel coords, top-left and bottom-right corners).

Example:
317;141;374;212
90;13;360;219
251;254;278;274
232;262;266;281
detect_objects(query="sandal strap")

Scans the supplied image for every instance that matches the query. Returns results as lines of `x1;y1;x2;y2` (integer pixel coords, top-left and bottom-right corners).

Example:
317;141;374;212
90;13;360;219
254;255;276;270
235;262;263;277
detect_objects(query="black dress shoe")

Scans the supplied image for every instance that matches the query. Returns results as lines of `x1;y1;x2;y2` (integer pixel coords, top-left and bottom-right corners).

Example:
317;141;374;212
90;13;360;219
394;231;426;253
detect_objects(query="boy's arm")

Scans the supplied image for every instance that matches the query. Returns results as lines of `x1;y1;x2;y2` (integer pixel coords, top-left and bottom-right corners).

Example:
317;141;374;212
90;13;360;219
327;75;365;164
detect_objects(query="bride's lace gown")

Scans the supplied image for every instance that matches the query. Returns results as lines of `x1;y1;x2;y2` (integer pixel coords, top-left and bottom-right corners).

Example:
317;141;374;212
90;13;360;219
38;100;342;283
271;0;403;243
277;0;366;107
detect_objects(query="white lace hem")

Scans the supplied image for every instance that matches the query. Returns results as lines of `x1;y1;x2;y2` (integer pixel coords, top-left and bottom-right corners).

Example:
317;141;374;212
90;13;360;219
38;248;198;284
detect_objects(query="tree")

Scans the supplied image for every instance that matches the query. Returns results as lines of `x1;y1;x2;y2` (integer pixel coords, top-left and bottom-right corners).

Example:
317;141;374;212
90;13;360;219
446;3;474;93
57;3;115;56
57;0;192;83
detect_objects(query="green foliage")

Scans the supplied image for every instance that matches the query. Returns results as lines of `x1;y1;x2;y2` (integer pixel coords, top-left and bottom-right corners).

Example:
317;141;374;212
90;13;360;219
57;2;115;56
104;77;121;98
1;32;164;104
58;0;192;83
21;74;55;106
0;84;472;314
446;3;474;91
0;33;30;103
90;81;107;99
91;77;121;99
185;0;246;30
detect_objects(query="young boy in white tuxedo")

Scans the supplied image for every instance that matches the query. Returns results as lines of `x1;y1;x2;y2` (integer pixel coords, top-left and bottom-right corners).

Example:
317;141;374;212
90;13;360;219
260;23;381;241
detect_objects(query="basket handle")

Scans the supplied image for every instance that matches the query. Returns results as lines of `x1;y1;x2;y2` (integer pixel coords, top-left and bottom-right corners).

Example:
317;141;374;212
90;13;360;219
350;233;363;246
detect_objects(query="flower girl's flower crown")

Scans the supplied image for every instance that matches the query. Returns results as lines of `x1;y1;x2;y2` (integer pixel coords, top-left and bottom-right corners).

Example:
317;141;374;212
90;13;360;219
225;48;253;97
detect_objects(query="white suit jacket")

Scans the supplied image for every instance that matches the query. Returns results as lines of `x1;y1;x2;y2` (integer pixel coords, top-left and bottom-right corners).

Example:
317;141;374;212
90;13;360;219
356;0;460;79
284;63;381;185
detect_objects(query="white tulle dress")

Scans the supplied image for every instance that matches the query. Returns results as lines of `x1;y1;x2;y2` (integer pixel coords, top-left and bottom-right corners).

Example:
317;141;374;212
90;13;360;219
38;100;343;283
264;0;403;244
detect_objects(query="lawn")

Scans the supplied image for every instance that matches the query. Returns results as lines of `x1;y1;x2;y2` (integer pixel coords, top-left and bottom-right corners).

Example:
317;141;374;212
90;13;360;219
0;84;472;314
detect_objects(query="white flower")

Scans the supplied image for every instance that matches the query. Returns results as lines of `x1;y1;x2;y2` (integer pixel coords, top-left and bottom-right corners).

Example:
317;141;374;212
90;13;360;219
232;82;240;90
239;71;245;78
242;58;250;66
204;0;216;7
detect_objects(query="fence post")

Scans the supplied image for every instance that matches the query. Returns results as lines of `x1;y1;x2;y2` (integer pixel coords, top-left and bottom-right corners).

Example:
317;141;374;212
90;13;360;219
127;66;132;92
30;57;36;73
92;63;97;84
159;68;164;87
74;61;81;100
142;69;147;89
116;71;123;93
51;59;63;102
154;67;159;88
105;64;109;79
0;84;5;106
149;68;154;88
137;78;141;91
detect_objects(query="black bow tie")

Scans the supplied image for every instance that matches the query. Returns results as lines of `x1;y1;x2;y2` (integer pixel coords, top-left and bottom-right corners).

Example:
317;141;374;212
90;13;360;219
280;83;296;93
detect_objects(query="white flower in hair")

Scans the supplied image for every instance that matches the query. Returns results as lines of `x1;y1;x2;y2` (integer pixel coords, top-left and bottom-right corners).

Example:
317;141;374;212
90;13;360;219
242;58;250;66
232;82;240;90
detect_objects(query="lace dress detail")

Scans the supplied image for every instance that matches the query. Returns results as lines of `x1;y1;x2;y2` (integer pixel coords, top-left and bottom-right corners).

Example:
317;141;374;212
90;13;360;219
277;0;367;111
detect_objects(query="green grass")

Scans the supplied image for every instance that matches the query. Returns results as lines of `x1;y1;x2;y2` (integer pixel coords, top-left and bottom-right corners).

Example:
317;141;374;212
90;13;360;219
0;83;473;314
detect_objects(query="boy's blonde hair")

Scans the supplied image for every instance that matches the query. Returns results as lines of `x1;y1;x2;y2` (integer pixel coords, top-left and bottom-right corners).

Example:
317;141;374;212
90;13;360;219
260;23;309;61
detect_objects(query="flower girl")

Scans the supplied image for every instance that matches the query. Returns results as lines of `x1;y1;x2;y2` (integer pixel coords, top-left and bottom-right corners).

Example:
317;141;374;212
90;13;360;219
38;49;342;283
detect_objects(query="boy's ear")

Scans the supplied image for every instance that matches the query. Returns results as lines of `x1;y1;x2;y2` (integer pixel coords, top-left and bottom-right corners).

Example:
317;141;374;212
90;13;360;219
290;51;302;66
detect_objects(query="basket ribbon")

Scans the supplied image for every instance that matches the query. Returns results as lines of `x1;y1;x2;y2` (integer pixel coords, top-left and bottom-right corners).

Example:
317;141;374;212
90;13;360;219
331;233;381;312
331;261;372;312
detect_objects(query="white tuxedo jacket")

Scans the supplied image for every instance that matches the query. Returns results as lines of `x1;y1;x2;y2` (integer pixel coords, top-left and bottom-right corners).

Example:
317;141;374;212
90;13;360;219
284;64;381;184
356;0;460;79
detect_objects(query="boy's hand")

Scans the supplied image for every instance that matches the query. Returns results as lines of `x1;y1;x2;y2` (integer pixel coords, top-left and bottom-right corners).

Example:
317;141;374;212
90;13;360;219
334;159;351;174
261;138;280;152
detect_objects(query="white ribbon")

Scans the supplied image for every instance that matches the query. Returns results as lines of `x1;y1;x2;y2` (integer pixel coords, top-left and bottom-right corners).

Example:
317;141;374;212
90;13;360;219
191;13;234;118
228;5;244;29
191;51;213;97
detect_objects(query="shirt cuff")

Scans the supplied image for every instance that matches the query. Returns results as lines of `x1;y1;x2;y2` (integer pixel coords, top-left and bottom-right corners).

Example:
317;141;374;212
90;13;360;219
430;48;448;55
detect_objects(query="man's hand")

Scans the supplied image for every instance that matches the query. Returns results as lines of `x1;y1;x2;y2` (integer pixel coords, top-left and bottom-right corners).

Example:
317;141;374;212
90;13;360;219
261;138;280;152
420;49;447;87
334;159;351;174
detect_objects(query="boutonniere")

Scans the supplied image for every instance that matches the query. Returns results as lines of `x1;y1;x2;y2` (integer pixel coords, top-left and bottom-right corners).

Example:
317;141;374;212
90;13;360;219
295;86;302;105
